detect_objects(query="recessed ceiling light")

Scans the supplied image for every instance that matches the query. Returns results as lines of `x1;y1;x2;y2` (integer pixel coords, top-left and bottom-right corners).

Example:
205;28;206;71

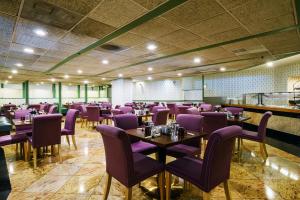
102;59;109;65
41;82;44;84
148;67;153;71
118;74;123;77
51;78;56;82
220;67;226;72
33;29;47;37
4;80;8;84
8;75;12;79
266;61;274;67
77;69;82;74
193;57;201;63
23;48;34;54
101;77;106;80
132;79;137;82
177;73;182;76
68;83;72;86
147;44;157;51
36;83;40;86
64;74;69;79
147;76;152;80
11;69;18;74
15;63;23;67
83;80;89;84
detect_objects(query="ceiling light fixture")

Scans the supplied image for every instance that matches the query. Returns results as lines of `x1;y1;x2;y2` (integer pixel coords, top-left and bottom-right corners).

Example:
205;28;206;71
15;63;23;67
220;67;226;72
8;75;12;79
147;76;152;80
193;57;201;63
11;69;18;74
23;48;34;54
266;61;274;67
83;80;89;84
147;43;157;51
177;73;182;76
64;74;69;79
118;74;123;78
4;80;8;84
102;59;109;65
41;82;44;84
51;78;56;82
77;69;82;74
101;77;106;80
33;29;47;37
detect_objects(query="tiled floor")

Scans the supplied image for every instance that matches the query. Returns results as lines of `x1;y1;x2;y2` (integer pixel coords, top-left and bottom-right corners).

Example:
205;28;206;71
3;121;300;200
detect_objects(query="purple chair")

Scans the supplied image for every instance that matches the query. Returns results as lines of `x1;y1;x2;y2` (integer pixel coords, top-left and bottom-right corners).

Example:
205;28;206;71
153;109;169;126
96;125;164;200
239;112;272;160
177;105;190;115
40;104;50;112
14;109;32;134
167;114;204;158
27;114;62;168
187;107;200;115
166;103;177;119
14;109;30;119
201;112;227;139
182;103;192;106
119;106;133;114
114;114;157;155
86;106;104;128
124;102;133;107
27;104;41;111
225;107;244;115
48;105;58;114
199;103;213;112
61;109;79;149
165;126;242;200
152;106;165;114
79;104;88;127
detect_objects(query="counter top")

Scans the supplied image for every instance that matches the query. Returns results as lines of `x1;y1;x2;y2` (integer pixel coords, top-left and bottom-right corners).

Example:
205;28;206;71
223;104;300;114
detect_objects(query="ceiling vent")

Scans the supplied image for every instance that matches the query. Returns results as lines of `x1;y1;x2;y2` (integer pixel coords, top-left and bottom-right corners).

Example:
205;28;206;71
97;44;126;52
232;45;268;56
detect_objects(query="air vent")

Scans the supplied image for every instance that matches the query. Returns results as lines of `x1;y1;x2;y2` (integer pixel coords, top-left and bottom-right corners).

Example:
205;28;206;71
232;45;268;56
98;44;125;52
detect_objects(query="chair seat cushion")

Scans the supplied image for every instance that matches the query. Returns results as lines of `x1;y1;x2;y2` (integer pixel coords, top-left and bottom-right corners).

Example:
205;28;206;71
131;153;164;187
0;134;27;146
16;129;32;135
61;128;73;135
167;144;201;158
131;141;157;155
166;156;204;190
240;130;261;141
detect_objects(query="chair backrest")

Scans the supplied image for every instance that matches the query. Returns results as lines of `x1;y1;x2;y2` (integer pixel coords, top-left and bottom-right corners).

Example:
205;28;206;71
257;111;272;140
114;114;138;130
124;103;133;107
119;106;133;114
199;103;213;112
187;107;200;115
201;112;227;135
182;103;192;106
32;114;62;148
111;109;122;116
177;105;190;115
152;106;165;113
27;104;41;111
153;109;169;126
101;102;112;109
86;106;100;121
64;109;79;133
14;109;30;119
200;125;241;192
176;114;204;133
166;103;177;115
48;105;57;114
224;107;244;115
96;125;134;187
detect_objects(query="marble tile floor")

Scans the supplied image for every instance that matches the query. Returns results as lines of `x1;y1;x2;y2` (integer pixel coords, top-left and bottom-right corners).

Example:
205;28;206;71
3;122;300;200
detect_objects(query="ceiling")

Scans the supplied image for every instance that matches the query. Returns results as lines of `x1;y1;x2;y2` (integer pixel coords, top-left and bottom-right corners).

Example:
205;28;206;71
0;0;299;85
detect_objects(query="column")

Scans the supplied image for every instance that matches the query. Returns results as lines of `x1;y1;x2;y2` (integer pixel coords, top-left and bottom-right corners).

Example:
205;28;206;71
77;85;80;98
52;83;56;98
58;82;62;113
24;80;29;104
84;84;88;103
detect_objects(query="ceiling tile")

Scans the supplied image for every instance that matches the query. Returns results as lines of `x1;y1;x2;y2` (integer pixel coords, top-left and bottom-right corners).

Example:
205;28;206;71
132;0;167;10
216;0;251;10
60;32;98;47
0;0;21;16
0;14;16;43
207;27;250;43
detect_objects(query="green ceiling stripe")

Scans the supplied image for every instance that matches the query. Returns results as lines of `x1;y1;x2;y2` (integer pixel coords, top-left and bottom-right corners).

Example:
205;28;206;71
97;24;300;76
45;0;188;74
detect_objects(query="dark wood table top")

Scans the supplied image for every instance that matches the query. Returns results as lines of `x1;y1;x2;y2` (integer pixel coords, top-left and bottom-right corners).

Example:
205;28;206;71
227;116;251;122
12;119;32;126
136;113;154;117
126;128;205;148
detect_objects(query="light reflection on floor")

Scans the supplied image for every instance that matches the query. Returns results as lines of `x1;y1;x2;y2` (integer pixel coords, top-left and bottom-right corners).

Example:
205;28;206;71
3;121;300;200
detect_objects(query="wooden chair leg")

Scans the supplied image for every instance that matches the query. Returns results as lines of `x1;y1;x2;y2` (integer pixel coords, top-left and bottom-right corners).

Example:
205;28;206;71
158;172;165;200
203;191;210;200
66;135;70;146
262;142;268;157
224;180;232;200
238;138;242;162
27;142;31;161
33;148;37;169
126;187;132;200
24;142;28;162
183;180;188;190
15;143;19;158
57;144;62;163
166;171;172;200
71;135;77;150
103;174;112;200
51;145;55;155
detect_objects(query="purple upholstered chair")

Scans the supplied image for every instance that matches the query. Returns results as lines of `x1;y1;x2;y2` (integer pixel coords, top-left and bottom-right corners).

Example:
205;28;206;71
124;102;133;107
27;114;62;168
153;109;169;126
167;114;204;158
201;112;227;138
182;103;192;106
14;109;30;119
14;109;32;134
96;125;164;200
239;111;272;160
114;114;157;155
166;103;177;119
152;106;165;114
225;107;244;115
187;107;200;115
48;105;58;114
61;109;79;149
27;104;41;111
166;126;242;200
199;103;213;112
119;106;133;114
40;104;50;112
86;106;103;128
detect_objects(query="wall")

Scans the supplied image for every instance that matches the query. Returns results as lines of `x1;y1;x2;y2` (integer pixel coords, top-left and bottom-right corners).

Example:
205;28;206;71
112;79;133;106
0;83;24;105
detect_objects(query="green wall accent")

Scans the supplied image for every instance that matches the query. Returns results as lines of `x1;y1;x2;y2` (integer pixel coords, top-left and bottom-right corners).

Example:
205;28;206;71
84;84;88;103
295;0;300;26
24;80;29;104
97;24;300;76
52;84;56;98
0;83;4;88
77;85;80;98
98;86;101;98
44;0;187;73
202;75;205;99
58;82;62;113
